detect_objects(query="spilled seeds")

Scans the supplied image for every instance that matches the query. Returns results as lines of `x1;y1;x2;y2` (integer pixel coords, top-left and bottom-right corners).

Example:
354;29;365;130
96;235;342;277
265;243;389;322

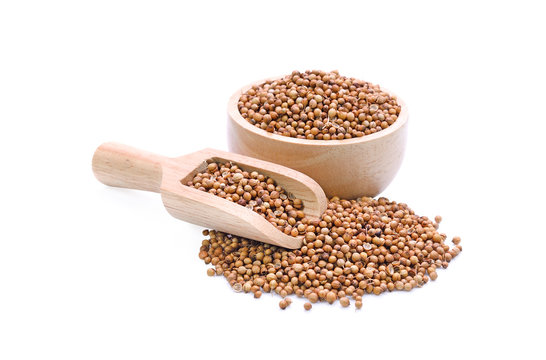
187;161;462;310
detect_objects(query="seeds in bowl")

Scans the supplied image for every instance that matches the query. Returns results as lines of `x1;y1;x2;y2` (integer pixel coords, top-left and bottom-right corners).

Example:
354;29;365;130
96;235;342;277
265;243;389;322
194;164;462;310
238;70;401;140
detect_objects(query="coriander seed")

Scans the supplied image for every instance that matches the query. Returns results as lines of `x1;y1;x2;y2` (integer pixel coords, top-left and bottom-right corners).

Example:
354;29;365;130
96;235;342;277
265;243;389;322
238;70;401;140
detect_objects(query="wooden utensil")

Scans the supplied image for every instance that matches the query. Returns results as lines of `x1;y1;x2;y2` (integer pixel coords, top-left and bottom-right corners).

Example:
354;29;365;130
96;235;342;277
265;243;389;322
92;142;327;249
227;77;408;199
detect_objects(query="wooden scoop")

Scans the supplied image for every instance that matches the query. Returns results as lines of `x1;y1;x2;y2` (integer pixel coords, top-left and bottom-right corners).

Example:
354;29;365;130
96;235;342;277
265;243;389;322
92;142;328;249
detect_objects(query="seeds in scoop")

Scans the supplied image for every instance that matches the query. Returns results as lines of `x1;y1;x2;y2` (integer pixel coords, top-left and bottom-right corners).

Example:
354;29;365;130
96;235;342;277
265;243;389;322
185;161;305;235
196;167;461;310
238;70;401;140
207;163;217;172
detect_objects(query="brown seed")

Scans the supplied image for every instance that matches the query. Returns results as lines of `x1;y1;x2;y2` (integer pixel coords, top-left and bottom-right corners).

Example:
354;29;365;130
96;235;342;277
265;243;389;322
355;301;363;309
279;299;289;310
304;302;312;311
285;297;292;305
308;292;319;303
326;291;337;304
339;297;350;307
206;268;215;276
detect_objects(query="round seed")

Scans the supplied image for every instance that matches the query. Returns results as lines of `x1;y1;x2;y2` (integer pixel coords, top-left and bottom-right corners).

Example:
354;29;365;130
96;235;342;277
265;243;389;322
355;301;363;310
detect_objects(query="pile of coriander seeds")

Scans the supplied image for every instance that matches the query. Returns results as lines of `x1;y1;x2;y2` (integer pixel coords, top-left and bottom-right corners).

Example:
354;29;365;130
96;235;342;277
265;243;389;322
185;161;305;235
238;70;401;140
188;161;462;311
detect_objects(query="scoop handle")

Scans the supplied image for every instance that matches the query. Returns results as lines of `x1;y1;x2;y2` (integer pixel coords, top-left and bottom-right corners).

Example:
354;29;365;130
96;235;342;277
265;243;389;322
92;142;166;193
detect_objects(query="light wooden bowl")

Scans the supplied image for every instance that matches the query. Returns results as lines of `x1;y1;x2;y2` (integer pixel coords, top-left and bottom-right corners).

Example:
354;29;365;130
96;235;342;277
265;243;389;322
227;77;409;199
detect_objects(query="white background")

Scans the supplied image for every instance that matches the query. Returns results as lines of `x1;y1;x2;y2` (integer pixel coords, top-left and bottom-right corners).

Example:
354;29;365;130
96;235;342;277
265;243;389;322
1;1;545;359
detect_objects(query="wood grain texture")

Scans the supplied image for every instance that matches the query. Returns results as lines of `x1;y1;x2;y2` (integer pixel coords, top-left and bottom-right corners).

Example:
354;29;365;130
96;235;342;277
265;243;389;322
92;143;327;249
92;143;164;192
227;78;409;199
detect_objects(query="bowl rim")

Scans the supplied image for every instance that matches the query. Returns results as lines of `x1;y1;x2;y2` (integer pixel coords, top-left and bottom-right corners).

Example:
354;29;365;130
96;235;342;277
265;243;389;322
227;76;409;147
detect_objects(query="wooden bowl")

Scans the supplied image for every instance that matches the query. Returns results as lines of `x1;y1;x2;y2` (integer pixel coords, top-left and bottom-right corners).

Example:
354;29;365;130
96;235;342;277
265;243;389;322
227;78;409;199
